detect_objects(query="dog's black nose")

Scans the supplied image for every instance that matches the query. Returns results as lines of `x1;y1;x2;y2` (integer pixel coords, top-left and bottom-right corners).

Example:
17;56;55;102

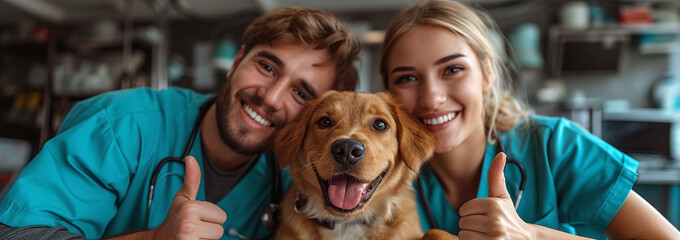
331;139;365;166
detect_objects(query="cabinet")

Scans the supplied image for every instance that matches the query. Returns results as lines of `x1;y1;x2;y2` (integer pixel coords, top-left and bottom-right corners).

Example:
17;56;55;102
0;29;152;164
547;23;680;77
0;39;54;157
0;37;55;191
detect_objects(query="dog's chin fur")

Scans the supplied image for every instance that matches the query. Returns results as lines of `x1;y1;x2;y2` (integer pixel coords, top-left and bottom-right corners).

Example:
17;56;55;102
274;91;437;240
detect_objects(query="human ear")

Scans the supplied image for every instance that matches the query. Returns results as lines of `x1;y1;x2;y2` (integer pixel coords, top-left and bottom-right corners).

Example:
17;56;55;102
226;45;246;80
482;57;496;93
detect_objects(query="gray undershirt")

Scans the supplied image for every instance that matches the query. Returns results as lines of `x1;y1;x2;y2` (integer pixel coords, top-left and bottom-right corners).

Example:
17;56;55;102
0;223;85;240
201;147;258;204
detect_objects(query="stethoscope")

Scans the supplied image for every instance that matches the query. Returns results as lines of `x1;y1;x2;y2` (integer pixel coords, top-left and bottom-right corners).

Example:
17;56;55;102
416;139;527;229
144;96;283;240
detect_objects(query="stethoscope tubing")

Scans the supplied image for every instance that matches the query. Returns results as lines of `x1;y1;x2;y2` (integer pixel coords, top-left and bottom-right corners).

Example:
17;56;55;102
144;97;213;228
143;96;282;240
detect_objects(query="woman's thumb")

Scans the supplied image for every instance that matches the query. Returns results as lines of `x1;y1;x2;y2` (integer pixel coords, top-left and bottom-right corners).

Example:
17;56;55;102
488;152;510;199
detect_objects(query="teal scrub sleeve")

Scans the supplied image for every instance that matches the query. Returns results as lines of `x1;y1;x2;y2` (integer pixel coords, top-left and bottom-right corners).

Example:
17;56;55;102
547;118;638;238
0;101;139;239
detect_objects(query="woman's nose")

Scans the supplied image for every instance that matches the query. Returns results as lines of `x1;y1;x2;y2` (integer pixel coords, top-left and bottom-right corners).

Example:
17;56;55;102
418;77;446;110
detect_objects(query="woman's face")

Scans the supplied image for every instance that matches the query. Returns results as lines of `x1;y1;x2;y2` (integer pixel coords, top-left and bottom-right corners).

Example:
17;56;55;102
386;25;494;153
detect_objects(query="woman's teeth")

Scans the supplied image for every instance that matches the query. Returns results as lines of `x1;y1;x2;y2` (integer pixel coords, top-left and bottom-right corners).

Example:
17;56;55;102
243;103;272;126
422;112;456;126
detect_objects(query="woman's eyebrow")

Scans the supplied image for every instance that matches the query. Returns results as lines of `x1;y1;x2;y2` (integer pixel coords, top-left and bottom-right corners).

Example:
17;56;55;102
390;53;467;75
390;66;416;75
435;53;466;65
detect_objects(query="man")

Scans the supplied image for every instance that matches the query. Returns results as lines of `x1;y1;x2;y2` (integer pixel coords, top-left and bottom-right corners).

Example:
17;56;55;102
0;7;360;239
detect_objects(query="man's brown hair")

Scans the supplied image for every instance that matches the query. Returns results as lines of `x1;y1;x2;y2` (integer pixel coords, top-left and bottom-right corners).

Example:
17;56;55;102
242;7;361;91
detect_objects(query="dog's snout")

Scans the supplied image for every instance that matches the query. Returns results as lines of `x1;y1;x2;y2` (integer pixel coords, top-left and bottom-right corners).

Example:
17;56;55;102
331;139;365;166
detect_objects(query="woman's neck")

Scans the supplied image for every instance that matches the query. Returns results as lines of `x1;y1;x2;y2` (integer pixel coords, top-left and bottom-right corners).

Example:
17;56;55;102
429;123;488;211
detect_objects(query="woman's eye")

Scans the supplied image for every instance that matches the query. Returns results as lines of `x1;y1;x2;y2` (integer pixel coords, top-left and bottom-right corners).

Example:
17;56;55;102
444;66;464;75
394;75;416;84
317;117;332;129
372;119;389;132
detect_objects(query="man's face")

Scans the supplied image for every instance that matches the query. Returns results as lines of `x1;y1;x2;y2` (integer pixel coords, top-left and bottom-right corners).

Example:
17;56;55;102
216;40;337;155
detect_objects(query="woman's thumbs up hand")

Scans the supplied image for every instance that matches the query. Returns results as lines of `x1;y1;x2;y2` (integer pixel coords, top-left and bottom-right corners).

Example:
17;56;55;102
457;153;535;240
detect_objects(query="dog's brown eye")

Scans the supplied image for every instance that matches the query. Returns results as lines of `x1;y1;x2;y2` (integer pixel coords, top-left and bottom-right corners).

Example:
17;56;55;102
372;119;388;132
317;117;333;129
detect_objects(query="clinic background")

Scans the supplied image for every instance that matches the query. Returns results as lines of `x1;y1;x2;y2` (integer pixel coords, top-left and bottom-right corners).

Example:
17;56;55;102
0;0;678;230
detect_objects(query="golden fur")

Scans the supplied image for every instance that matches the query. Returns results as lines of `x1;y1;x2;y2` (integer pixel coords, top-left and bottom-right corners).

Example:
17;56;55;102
274;91;437;240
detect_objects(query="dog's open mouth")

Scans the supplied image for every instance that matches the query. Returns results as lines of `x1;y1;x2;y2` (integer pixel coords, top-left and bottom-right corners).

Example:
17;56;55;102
312;164;387;213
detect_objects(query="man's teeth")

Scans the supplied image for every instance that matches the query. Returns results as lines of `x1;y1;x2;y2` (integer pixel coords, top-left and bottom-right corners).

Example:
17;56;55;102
422;112;456;126
243;103;272;126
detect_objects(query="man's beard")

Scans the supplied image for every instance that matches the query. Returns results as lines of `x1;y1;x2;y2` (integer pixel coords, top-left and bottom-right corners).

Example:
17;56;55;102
214;84;276;155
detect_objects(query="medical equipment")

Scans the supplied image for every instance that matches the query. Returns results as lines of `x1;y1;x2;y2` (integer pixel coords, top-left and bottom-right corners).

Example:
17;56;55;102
416;139;526;229
144;96;283;239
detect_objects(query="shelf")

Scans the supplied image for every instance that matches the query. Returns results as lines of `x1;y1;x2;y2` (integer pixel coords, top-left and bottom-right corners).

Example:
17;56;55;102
0;41;49;55
621;22;680;35
0;40;49;48
620;0;680;3
551;22;680;35
0;122;41;142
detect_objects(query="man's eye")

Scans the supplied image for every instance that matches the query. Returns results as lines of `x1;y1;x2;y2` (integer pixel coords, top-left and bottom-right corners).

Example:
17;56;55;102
294;89;308;100
395;75;416;84
259;62;274;75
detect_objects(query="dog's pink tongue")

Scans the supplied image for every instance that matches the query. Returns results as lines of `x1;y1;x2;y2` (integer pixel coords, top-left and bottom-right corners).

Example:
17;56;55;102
328;176;368;210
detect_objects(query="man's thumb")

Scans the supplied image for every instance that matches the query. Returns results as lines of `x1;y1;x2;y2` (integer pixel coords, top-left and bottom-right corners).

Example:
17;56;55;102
488;152;510;199
177;155;201;200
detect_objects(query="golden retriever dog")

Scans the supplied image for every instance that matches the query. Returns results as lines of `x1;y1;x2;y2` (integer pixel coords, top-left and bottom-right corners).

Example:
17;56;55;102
274;91;437;240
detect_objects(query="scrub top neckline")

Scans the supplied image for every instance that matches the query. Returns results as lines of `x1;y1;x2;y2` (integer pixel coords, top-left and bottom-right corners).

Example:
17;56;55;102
425;140;499;214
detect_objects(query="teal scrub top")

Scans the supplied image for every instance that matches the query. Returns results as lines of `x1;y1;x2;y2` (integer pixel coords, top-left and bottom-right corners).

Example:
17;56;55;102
415;115;639;240
0;87;291;239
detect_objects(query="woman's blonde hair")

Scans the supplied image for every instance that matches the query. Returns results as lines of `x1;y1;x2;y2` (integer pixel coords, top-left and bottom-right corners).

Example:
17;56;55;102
243;7;361;91
380;0;530;141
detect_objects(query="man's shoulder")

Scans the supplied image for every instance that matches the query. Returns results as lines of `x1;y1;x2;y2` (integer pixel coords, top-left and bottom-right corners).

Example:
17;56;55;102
76;87;209;119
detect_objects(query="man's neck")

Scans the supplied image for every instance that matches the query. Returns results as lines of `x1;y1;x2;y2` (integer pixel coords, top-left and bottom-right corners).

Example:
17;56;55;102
200;104;256;172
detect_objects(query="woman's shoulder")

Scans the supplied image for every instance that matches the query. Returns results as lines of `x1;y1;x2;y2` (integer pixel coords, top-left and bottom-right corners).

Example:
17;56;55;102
508;114;631;163
501;114;587;136
504;114;614;154
508;115;588;138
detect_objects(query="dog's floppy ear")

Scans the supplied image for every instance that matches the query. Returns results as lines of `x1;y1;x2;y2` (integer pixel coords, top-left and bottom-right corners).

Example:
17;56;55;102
274;92;327;169
377;92;437;172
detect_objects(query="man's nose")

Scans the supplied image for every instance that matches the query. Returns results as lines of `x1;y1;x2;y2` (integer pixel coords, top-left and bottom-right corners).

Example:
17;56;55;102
418;75;446;110
262;77;288;111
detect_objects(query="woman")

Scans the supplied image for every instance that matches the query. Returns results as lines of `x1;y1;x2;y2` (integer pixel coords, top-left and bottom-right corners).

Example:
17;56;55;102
380;0;680;239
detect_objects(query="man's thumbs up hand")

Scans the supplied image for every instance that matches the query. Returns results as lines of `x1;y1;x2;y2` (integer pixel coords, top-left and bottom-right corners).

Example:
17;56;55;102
457;153;533;240
150;156;227;240
177;155;202;201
